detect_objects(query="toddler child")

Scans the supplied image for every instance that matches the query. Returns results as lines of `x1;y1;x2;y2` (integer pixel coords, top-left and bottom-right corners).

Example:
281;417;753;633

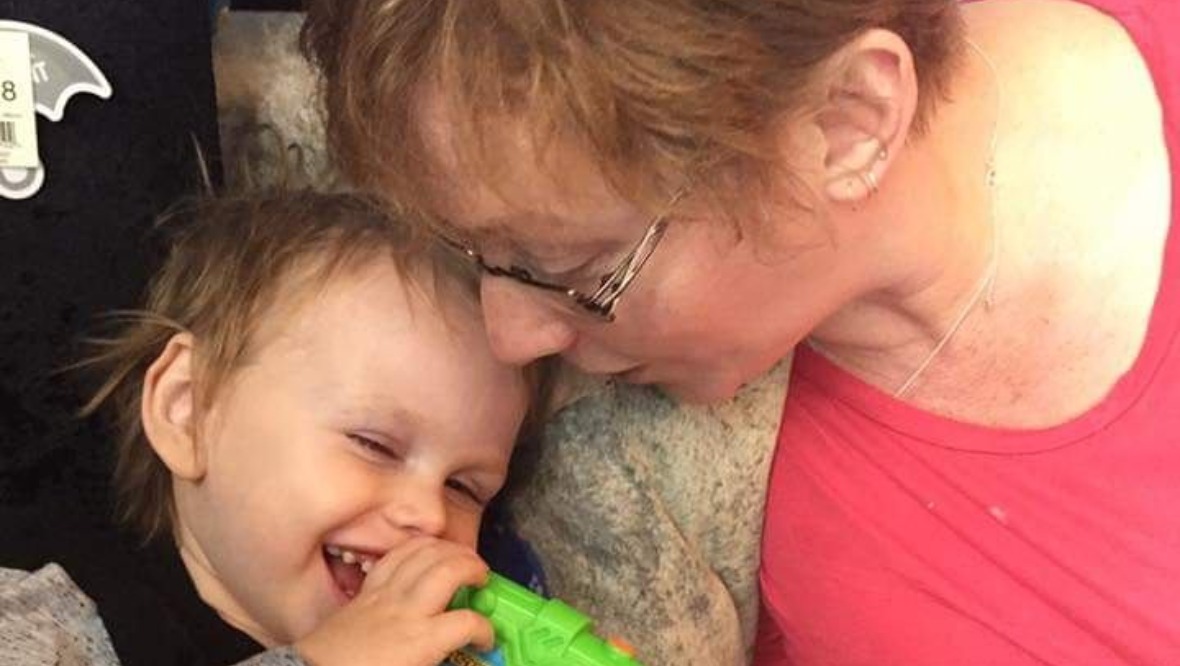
0;189;547;666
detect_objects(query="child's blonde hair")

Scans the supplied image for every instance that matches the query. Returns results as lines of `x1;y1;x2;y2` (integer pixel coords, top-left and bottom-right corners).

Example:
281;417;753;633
79;189;547;540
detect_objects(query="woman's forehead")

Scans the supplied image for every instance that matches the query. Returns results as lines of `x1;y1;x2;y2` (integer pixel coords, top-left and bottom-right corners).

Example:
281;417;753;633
424;161;648;254
417;87;648;242
443;189;644;252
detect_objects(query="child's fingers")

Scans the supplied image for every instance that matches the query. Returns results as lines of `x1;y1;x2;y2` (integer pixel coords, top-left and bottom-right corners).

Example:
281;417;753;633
391;544;489;612
360;535;441;593
433;609;496;655
386;539;485;591
363;537;488;612
362;535;437;590
293;606;495;666
417;554;489;613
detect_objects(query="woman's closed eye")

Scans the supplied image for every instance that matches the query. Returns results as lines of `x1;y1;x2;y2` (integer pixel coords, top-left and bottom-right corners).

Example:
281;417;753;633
542;255;619;292
503;238;613;281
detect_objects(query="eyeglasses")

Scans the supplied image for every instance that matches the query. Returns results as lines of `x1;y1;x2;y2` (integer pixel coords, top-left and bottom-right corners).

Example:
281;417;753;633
444;190;685;322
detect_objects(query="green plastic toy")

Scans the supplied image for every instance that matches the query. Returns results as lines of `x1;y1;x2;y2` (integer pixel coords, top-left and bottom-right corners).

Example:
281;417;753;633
443;573;646;666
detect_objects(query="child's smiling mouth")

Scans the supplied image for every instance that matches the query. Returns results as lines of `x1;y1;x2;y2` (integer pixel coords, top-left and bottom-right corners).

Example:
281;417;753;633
324;545;377;599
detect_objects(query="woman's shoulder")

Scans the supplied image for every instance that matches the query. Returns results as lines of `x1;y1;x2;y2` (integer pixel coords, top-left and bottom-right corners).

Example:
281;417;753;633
974;0;1159;112
977;0;1169;244
915;0;1176;426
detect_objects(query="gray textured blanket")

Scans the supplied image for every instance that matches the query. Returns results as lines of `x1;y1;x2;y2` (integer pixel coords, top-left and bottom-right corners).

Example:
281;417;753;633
509;369;787;665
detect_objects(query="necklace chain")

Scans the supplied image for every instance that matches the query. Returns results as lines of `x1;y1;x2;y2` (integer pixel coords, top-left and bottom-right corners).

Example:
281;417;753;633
893;38;1003;397
808;39;1003;398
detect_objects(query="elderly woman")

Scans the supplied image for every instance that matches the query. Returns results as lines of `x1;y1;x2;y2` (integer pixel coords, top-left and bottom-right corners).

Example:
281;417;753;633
302;0;1180;664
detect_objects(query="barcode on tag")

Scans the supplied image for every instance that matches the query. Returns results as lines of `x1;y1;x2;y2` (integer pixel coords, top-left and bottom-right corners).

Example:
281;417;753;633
0;30;38;168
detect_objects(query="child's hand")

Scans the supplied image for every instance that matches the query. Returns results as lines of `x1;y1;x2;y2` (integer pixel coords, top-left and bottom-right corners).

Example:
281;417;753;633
294;536;494;666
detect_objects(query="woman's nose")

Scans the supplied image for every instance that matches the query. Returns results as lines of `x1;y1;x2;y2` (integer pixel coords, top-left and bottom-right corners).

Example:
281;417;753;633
480;277;577;364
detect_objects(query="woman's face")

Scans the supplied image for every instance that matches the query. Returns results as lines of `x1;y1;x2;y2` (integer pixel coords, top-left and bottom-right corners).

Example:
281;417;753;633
420;115;864;403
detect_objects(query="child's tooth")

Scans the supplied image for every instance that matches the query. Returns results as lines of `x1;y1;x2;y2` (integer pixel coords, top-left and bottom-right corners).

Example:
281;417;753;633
360;559;373;574
325;545;342;557
341;550;357;564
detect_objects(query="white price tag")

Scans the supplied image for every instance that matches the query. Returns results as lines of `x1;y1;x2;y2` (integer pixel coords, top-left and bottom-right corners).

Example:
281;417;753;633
0;30;39;169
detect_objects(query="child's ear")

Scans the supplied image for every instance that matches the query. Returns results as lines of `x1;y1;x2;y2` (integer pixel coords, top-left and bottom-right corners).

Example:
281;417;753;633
813;28;918;203
141;332;205;481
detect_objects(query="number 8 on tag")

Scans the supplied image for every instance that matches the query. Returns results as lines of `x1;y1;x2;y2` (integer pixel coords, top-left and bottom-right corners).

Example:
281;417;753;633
0;30;40;169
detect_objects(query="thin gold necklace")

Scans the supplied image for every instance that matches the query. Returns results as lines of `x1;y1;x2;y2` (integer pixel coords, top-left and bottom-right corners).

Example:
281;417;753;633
895;38;1002;397
812;38;1003;398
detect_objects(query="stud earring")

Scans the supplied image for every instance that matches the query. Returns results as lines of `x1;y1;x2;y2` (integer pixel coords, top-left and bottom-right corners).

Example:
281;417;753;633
861;170;879;196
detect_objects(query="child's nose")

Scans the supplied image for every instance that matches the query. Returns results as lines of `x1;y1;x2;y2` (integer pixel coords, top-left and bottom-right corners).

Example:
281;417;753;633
379;483;448;537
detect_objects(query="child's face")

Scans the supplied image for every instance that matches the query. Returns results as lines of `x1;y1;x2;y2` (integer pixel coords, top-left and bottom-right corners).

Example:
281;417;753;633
161;258;529;646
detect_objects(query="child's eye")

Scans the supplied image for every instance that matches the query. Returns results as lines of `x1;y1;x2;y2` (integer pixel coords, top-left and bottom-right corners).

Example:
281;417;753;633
347;433;400;461
445;478;487;507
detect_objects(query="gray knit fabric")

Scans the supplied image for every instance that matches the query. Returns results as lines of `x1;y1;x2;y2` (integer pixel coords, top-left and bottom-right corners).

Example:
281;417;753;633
0;565;306;666
509;365;788;666
0;565;120;666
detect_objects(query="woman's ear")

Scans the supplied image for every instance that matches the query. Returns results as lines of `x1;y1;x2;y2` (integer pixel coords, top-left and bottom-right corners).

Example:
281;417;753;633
141;332;205;481
814;28;919;204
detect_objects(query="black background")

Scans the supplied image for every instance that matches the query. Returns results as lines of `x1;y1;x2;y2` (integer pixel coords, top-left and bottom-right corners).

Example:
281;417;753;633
0;0;261;663
230;0;302;10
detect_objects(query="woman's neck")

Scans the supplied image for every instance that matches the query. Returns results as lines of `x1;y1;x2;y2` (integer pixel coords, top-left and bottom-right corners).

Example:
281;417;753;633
807;0;1172;426
808;24;1004;393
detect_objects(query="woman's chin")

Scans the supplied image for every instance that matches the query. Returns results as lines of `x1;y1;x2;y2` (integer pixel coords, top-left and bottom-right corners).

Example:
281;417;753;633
658;374;746;404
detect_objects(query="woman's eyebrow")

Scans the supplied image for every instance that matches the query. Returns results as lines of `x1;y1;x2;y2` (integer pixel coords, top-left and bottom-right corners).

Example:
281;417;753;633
456;218;619;260
467;210;566;239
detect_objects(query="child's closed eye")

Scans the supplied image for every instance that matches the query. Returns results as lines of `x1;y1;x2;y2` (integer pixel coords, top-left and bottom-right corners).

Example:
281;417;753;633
347;432;495;507
347;433;402;462
445;477;488;507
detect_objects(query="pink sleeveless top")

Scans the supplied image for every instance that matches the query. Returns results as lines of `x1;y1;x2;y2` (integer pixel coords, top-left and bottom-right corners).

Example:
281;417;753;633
757;1;1180;664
